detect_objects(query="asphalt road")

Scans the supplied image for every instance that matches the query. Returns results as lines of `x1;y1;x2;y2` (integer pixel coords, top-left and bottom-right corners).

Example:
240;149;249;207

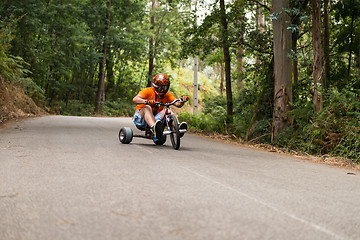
1;116;360;240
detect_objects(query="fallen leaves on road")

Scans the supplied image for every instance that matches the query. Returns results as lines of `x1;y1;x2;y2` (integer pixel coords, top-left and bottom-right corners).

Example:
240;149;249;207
51;217;75;225
168;228;183;235
112;210;138;218
0;192;19;198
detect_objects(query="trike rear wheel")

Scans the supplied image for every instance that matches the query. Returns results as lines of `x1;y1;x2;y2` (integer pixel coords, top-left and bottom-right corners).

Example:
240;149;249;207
119;127;133;144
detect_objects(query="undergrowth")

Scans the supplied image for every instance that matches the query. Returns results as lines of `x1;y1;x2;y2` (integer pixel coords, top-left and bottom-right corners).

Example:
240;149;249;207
179;88;360;163
49;99;134;117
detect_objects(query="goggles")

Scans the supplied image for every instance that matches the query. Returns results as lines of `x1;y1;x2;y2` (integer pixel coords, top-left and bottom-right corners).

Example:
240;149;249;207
153;83;169;94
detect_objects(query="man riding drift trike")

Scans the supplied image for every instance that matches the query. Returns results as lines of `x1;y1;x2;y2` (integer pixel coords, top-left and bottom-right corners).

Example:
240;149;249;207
119;73;189;150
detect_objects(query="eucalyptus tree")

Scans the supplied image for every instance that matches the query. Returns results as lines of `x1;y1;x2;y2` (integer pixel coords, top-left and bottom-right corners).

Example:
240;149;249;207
311;0;325;112
219;0;233;122
271;0;292;140
94;0;111;113
148;0;157;86
288;0;308;86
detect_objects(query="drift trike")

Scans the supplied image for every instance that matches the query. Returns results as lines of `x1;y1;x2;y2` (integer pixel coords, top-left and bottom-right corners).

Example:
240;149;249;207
119;99;187;150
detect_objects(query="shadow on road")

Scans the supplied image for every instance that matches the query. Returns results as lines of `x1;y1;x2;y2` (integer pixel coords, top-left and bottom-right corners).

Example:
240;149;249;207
132;142;195;152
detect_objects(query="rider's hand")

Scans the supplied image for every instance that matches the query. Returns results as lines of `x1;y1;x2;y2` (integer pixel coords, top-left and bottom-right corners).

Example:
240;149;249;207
180;95;189;102
145;99;156;106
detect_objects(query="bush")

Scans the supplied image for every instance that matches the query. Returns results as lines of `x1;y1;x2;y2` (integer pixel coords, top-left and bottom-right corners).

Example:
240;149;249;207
178;111;227;133
101;100;134;117
185;95;228;133
52;99;135;117
275;88;360;162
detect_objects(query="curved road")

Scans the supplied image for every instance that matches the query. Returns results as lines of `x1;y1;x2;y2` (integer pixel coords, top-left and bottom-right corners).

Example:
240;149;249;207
1;116;360;240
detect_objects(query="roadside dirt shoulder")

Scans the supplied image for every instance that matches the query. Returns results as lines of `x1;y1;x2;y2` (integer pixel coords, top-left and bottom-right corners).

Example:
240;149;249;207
188;129;360;172
0;82;45;126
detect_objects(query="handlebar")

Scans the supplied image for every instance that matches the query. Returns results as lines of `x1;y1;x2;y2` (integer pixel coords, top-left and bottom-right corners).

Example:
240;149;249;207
136;98;185;107
155;99;183;107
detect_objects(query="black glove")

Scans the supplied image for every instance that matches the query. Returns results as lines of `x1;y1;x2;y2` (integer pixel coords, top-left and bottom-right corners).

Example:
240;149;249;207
180;95;189;102
145;99;156;106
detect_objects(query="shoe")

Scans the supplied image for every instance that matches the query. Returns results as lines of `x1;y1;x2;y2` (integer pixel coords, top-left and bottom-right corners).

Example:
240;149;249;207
151;120;163;140
179;122;187;138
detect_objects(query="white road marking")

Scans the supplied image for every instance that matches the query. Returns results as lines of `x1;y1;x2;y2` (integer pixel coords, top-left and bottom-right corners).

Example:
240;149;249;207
182;166;346;240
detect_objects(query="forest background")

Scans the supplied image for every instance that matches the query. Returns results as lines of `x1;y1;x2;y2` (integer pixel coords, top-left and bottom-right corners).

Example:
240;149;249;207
0;0;359;163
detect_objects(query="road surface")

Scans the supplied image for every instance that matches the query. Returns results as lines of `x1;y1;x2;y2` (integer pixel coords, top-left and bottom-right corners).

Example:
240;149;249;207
1;116;360;240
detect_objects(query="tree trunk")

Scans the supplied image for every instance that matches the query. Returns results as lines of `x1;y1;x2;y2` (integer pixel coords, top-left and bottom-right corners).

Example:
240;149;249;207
220;63;225;96
347;14;355;76
236;48;245;92
256;3;266;33
147;0;156;87
220;0;233;123
311;0;326;112
95;0;110;113
255;1;266;87
272;0;292;141
323;0;330;85
45;65;53;101
291;0;309;87
66;74;75;108
236;0;246;92
256;5;266;72
105;46;115;93
292;31;299;85
356;19;360;76
0;74;4;89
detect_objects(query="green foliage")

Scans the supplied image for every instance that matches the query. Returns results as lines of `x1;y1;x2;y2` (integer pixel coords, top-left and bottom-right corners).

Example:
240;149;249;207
166;65;217;100
179;88;263;137
275;88;360;162
179;111;226;133
100;100;134;117
20;78;45;105
50;100;94;116
0;18;45;104
51;99;134;117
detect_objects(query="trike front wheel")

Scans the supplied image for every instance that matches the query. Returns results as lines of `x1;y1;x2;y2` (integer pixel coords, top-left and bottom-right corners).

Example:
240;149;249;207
168;114;180;150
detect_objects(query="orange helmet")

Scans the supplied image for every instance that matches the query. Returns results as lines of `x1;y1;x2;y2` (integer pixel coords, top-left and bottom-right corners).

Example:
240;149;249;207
152;73;170;97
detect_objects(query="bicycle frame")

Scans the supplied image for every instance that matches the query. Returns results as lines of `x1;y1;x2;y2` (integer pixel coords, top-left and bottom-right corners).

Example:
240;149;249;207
157;100;186;136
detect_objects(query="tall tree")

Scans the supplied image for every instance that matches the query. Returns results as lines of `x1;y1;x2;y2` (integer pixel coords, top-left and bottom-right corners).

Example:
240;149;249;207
272;0;292;140
323;0;330;83
235;0;247;92
219;63;225;96
147;0;157;87
95;0;111;113
219;0;233;122
311;0;326;112
357;21;360;76
290;0;308;86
